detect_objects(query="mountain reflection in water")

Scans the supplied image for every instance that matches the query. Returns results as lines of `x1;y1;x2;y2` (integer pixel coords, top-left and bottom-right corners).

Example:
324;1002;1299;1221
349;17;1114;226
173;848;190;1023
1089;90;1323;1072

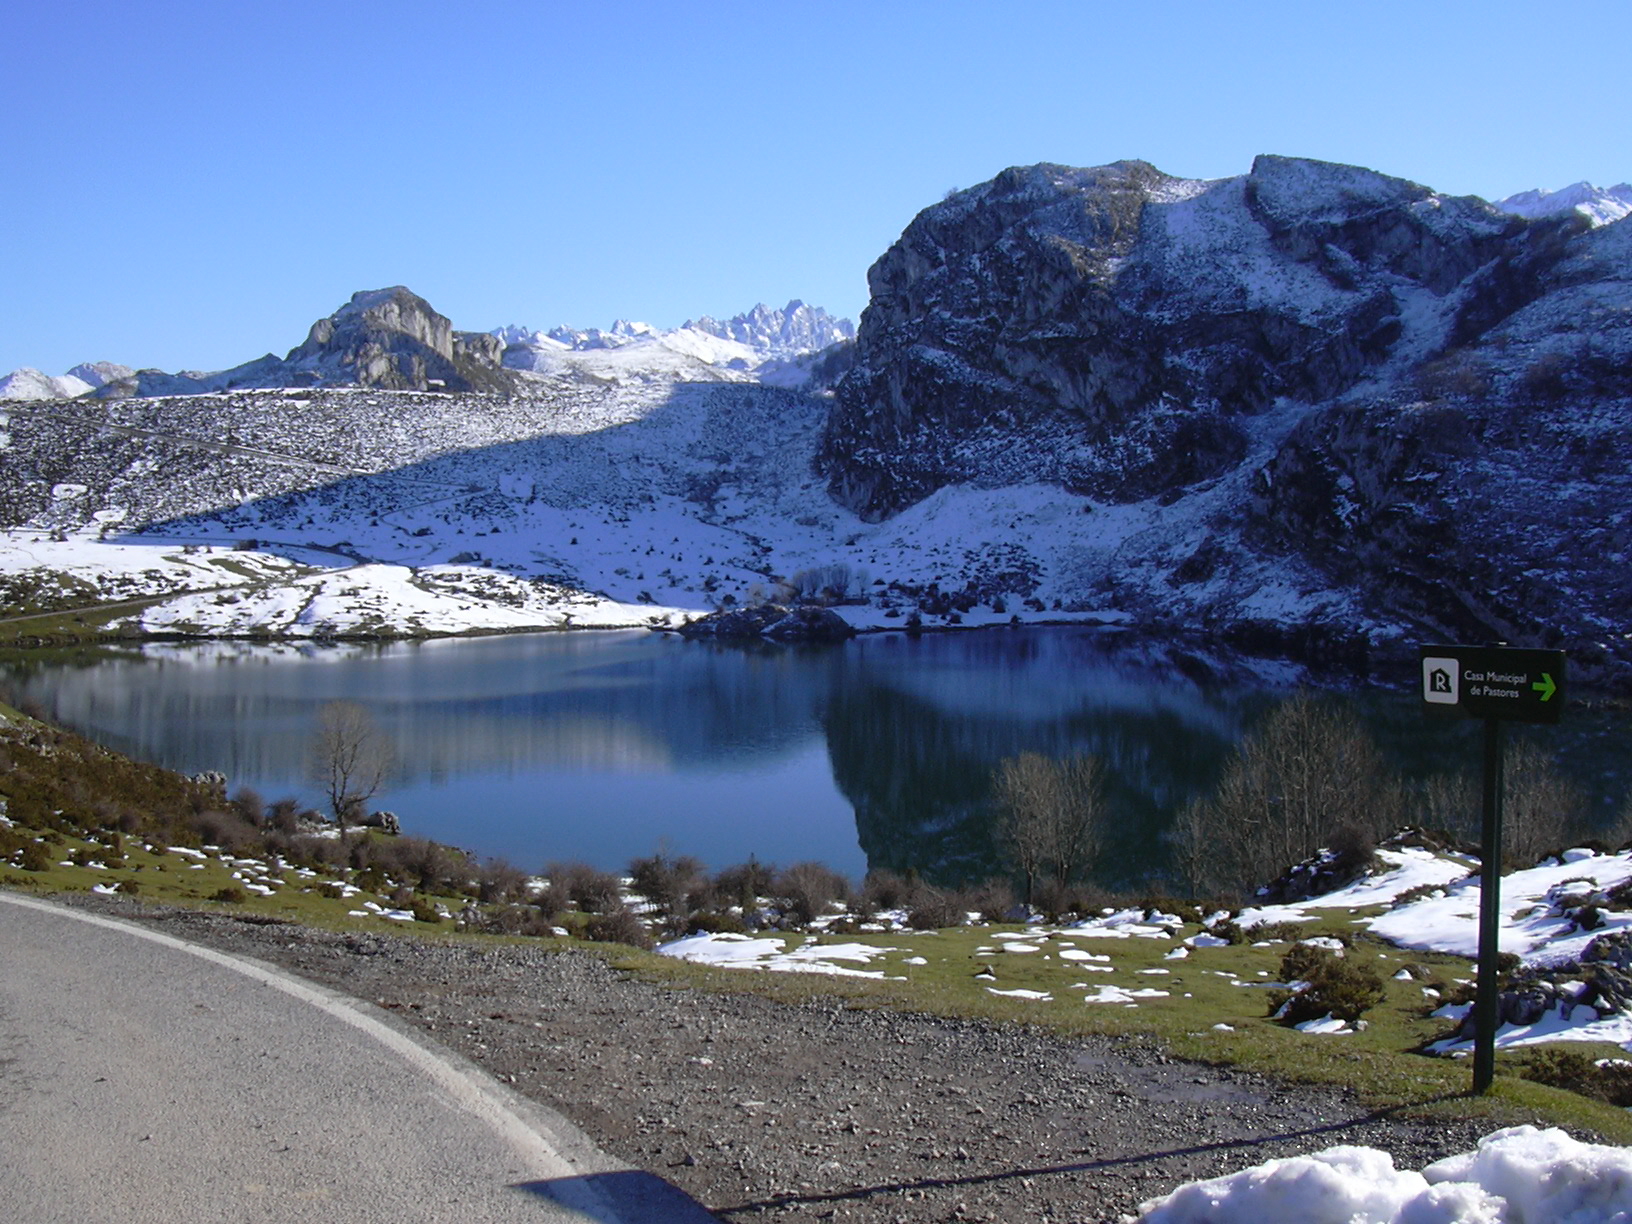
6;628;1621;887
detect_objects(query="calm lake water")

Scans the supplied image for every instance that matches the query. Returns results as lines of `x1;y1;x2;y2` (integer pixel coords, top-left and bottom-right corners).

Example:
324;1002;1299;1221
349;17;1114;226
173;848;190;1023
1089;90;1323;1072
2;628;1625;887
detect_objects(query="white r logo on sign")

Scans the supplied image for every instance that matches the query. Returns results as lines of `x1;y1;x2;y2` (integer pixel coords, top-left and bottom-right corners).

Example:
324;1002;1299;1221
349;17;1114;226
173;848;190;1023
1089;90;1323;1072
1423;657;1459;704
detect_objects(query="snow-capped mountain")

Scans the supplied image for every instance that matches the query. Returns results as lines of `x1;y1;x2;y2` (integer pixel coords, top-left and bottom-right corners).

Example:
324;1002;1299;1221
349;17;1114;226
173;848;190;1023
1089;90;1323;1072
821;155;1631;684
0;157;1626;689
0;368;93;400
491;302;854;387
1496;181;1632;227
683;301;855;357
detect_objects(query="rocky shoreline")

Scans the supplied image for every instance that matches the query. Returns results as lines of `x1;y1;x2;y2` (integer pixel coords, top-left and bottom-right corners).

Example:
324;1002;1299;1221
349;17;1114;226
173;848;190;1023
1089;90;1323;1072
58;891;1497;1224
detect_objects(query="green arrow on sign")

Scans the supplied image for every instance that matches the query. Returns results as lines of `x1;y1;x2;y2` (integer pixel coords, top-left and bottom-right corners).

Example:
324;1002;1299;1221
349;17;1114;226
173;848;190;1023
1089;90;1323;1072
1533;673;1557;702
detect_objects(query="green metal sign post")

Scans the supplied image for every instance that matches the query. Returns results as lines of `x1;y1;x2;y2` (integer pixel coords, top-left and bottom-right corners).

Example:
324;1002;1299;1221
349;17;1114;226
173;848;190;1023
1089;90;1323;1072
1420;644;1565;1094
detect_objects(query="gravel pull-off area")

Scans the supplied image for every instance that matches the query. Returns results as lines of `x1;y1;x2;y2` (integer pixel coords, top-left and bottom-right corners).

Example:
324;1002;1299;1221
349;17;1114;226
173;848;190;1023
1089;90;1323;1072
62;896;1491;1224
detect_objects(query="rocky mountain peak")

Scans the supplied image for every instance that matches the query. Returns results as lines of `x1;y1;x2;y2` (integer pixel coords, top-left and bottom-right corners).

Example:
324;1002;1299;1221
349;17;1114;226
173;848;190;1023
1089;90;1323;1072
290;286;454;366
1496;181;1632;228
683;301;855;356
818;154;1578;521
279;286;510;393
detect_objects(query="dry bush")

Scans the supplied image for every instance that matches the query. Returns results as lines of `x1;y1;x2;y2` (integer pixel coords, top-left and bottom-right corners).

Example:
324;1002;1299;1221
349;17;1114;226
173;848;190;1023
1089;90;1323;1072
229;787;265;827
188;809;261;855
585;908;654;950
964;877;1018;922
1174;694;1400;896
774;861;852;925
707;859;777;914
1503;738;1589;866
628;853;707;926
545;861;624;915
861;868;914;911
905;887;968;930
993;752;1105;908
476;858;530;904
264;797;304;834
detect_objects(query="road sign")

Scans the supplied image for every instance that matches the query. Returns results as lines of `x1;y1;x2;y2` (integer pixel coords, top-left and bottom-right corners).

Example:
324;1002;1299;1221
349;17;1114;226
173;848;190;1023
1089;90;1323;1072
1419;645;1565;725
1418;641;1567;1094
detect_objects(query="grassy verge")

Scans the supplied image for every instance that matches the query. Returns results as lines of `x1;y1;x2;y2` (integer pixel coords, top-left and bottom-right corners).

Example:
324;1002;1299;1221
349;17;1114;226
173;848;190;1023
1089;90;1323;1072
3;702;1629;1145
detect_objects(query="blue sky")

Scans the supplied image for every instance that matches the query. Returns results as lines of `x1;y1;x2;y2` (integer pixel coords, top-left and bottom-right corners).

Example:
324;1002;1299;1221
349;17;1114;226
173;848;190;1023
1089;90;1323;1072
3;0;1626;376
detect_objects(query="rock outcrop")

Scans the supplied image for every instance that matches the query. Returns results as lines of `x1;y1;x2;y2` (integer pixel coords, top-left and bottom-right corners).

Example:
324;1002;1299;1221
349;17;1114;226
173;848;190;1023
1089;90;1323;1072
282;287;514;393
678;604;856;644
83;287;520;398
819;157;1549;519
818;155;1632;683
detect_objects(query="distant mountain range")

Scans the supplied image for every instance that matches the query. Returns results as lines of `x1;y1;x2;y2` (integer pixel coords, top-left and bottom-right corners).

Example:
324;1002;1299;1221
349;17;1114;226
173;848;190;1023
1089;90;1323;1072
0;158;1626;689
1495;181;1632;228
0;297;855;401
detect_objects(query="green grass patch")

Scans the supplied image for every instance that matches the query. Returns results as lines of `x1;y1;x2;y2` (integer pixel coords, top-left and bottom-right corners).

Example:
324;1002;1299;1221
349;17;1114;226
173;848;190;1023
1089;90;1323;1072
4;710;1631;1144
593;918;1632;1144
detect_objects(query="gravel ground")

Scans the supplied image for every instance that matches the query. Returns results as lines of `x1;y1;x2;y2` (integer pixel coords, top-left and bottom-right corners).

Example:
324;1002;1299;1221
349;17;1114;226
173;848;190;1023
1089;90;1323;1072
60;894;1493;1224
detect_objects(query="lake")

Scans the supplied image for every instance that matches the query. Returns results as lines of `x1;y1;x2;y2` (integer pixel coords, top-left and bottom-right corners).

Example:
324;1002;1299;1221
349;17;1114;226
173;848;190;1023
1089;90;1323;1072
2;628;1624;888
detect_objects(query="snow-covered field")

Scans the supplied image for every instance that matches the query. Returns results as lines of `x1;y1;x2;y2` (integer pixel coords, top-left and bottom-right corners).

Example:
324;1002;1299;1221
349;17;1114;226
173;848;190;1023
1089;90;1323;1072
0;371;1353;644
654;846;1632;1222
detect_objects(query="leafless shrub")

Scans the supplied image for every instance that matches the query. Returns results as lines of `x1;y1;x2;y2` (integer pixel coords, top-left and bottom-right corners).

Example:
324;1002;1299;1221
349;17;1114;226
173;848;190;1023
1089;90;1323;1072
993;752;1105;908
1503;738;1589;866
861;868;914;911
585;908;653;950
229;786;265;827
1172;694;1400;896
707;858;777;915
188;809;259;854
264;797;305;835
476;858;530;904
628;853;707;927
905;887;968;930
773;861;851;926
545;861;624;915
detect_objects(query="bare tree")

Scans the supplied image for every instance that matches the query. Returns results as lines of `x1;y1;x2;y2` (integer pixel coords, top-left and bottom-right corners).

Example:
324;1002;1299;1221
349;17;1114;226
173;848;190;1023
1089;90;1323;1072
309;700;394;838
1169;795;1220;900
1177;694;1399;896
1503;738;1586;866
993;752;1105;909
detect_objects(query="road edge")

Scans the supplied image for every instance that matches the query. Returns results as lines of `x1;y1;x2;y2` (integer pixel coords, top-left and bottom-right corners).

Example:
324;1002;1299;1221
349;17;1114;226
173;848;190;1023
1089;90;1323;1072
0;889;720;1222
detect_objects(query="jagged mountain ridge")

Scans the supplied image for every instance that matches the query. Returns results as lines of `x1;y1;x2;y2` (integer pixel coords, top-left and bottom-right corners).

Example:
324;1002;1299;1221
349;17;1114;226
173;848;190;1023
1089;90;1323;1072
1497;181;1632;228
0;295;855;402
492;301;854;389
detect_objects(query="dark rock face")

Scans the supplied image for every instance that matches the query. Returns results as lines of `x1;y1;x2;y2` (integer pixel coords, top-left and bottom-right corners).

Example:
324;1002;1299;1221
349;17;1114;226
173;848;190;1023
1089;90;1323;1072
1252;216;1632;685
819;155;1632;683
678;605;855;644
820;157;1534;520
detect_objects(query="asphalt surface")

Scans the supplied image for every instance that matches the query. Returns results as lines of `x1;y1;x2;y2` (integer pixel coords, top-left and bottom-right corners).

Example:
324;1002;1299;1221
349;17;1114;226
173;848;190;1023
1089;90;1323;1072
0;891;717;1222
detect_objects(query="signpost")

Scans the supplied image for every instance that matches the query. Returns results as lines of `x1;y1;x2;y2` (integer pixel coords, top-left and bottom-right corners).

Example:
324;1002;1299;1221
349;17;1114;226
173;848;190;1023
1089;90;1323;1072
1419;644;1566;1093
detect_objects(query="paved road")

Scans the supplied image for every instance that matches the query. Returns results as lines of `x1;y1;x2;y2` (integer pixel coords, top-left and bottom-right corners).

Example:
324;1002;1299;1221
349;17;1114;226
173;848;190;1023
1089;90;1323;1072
0;891;717;1222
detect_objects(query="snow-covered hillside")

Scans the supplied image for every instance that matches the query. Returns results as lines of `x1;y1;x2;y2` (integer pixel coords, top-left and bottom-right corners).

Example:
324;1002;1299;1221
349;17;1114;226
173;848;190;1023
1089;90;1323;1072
1497;180;1632;227
0;378;1151;640
0;158;1626;683
492;301;854;388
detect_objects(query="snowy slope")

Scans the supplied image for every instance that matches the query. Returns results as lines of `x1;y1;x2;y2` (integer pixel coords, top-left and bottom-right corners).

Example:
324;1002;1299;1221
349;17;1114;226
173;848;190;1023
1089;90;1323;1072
0;368;93;401
493;302;854;387
1496;180;1632;227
